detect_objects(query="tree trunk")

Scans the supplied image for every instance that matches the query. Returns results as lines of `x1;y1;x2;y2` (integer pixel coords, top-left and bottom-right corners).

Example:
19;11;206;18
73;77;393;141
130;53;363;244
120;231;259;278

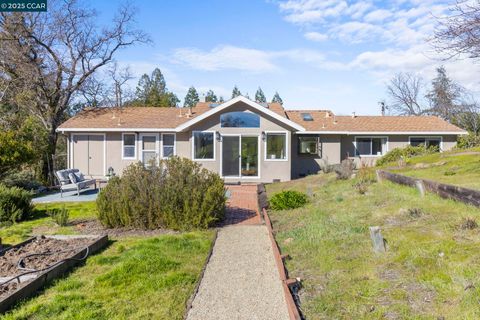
43;126;58;186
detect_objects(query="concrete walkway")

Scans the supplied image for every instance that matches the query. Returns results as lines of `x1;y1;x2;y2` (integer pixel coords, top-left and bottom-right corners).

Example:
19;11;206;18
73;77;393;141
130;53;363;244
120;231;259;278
32;188;99;204
187;186;290;320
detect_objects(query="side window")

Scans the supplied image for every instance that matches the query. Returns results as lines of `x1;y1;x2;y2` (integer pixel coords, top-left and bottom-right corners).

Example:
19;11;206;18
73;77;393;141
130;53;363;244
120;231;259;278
122;134;136;159
162;134;175;158
193;132;214;160
265;133;287;160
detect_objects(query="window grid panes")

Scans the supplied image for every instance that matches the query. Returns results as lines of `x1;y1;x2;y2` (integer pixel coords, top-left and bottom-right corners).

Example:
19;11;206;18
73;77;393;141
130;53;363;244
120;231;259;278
266;133;286;160
123;134;136;158
356;137;386;156
162;134;175;158
142;136;157;165
194;132;214;159
411;137;441;149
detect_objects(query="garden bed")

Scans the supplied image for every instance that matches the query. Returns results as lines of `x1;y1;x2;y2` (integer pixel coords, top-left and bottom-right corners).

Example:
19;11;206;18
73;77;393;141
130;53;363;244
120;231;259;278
0;234;108;313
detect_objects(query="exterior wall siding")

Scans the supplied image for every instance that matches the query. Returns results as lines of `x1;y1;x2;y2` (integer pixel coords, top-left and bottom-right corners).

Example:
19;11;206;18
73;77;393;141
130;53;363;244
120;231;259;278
186;102;292;183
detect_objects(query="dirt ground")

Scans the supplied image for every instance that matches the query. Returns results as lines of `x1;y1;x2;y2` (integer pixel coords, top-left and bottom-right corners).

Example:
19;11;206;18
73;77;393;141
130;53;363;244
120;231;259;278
0;236;95;299
72;219;176;238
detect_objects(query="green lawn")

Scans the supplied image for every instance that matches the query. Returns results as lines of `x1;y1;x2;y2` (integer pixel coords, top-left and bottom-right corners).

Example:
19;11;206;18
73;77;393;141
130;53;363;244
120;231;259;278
267;173;480;319
387;148;480;190
0;202;215;320
0;202;97;245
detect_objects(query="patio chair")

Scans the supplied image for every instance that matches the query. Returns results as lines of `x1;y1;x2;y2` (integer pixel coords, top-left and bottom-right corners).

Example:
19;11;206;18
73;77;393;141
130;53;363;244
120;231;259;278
55;169;97;197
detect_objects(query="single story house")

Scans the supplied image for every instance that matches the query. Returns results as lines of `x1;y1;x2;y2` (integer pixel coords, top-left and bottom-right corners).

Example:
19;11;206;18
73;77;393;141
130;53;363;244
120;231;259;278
57;96;466;183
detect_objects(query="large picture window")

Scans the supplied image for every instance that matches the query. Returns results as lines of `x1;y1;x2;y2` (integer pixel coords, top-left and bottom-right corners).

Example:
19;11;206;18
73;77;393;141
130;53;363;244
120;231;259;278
220;112;260;128
266;132;287;160
298;136;318;155
355;137;387;156
193;131;214;160
122;133;136;159
410;137;441;149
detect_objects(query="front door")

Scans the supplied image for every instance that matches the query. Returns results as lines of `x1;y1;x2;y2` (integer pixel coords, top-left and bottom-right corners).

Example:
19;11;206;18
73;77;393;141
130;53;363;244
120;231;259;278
222;136;259;178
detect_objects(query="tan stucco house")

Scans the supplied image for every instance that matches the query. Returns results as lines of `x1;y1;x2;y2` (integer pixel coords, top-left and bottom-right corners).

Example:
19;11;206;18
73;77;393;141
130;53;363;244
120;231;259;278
57;96;466;183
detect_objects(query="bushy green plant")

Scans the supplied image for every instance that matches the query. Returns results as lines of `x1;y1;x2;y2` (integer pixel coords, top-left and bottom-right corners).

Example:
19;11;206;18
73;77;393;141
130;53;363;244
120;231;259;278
456;133;480;149
96;157;226;231
269;190;308;210
0;184;33;222
335;159;355;180
2;171;43;191
376;145;438;166
47;205;69;226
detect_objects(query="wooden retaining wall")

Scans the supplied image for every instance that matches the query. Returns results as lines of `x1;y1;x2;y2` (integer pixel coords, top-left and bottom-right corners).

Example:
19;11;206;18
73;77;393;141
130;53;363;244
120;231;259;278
376;170;480;207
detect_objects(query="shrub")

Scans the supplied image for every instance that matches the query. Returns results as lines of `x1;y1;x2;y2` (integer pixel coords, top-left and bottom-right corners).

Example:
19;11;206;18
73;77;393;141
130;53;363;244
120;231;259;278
47;205;69;226
376;145;438;167
335;159;355;180
353;167;376;194
96;157;226;231
457;133;480;149
460;217;478;230
0;184;33;222
269;190;308;210
2;171;43;191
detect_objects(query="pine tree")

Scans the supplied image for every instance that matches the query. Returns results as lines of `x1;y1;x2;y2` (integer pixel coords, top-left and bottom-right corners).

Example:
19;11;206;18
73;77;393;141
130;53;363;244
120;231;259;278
184;86;200;108
205;90;218;102
231;85;241;98
219;96;225;103
272;91;283;105
426;66;462;121
135;74;151;104
134;68;176;107
255;87;266;103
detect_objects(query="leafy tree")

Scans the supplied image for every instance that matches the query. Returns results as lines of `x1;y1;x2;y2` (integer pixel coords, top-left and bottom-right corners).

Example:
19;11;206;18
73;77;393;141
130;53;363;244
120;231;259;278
255;87;267;103
0;131;36;179
184;87;200;108
231;86;241;98
426;66;462;121
135;74;152;104
134;68;177;107
272;92;283;104
205;90;218;102
0;0;148;183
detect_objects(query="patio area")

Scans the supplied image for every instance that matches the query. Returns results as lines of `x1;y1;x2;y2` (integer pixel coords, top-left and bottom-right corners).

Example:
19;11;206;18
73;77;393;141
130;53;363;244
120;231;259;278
32;188;99;204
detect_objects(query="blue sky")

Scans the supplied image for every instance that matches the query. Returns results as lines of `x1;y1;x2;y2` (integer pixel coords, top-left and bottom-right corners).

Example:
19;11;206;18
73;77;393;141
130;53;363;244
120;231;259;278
93;0;480;115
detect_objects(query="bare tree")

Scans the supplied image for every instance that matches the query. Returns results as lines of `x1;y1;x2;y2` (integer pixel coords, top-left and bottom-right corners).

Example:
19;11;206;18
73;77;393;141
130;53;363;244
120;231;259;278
386;72;429;115
434;1;480;59
108;62;133;108
0;0;149;183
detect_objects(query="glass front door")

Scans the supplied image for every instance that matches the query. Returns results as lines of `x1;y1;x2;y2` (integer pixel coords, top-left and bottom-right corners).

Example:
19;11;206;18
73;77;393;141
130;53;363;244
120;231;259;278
222;136;240;177
222;136;258;177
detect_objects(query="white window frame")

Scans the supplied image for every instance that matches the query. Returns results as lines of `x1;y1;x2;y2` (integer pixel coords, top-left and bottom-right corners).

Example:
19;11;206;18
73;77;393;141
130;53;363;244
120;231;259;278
122;133;137;160
409;136;443;151
161;133;176;159
139;133;159;164
264;131;289;162
354;136;389;157
192;130;216;161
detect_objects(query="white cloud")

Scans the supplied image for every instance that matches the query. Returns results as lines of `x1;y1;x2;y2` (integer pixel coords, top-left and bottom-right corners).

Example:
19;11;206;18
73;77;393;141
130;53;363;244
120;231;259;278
363;9;392;23
172;45;278;73
304;31;328;42
277;0;450;45
172;45;334;73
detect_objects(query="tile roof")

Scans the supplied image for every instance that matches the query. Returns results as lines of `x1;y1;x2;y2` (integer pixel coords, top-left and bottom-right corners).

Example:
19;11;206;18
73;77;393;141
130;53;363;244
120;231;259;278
58;105;212;129
58;100;465;134
285;111;465;133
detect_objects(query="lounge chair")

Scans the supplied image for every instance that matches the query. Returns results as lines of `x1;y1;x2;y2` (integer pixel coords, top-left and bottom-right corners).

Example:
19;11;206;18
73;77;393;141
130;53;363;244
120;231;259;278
55;169;97;197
